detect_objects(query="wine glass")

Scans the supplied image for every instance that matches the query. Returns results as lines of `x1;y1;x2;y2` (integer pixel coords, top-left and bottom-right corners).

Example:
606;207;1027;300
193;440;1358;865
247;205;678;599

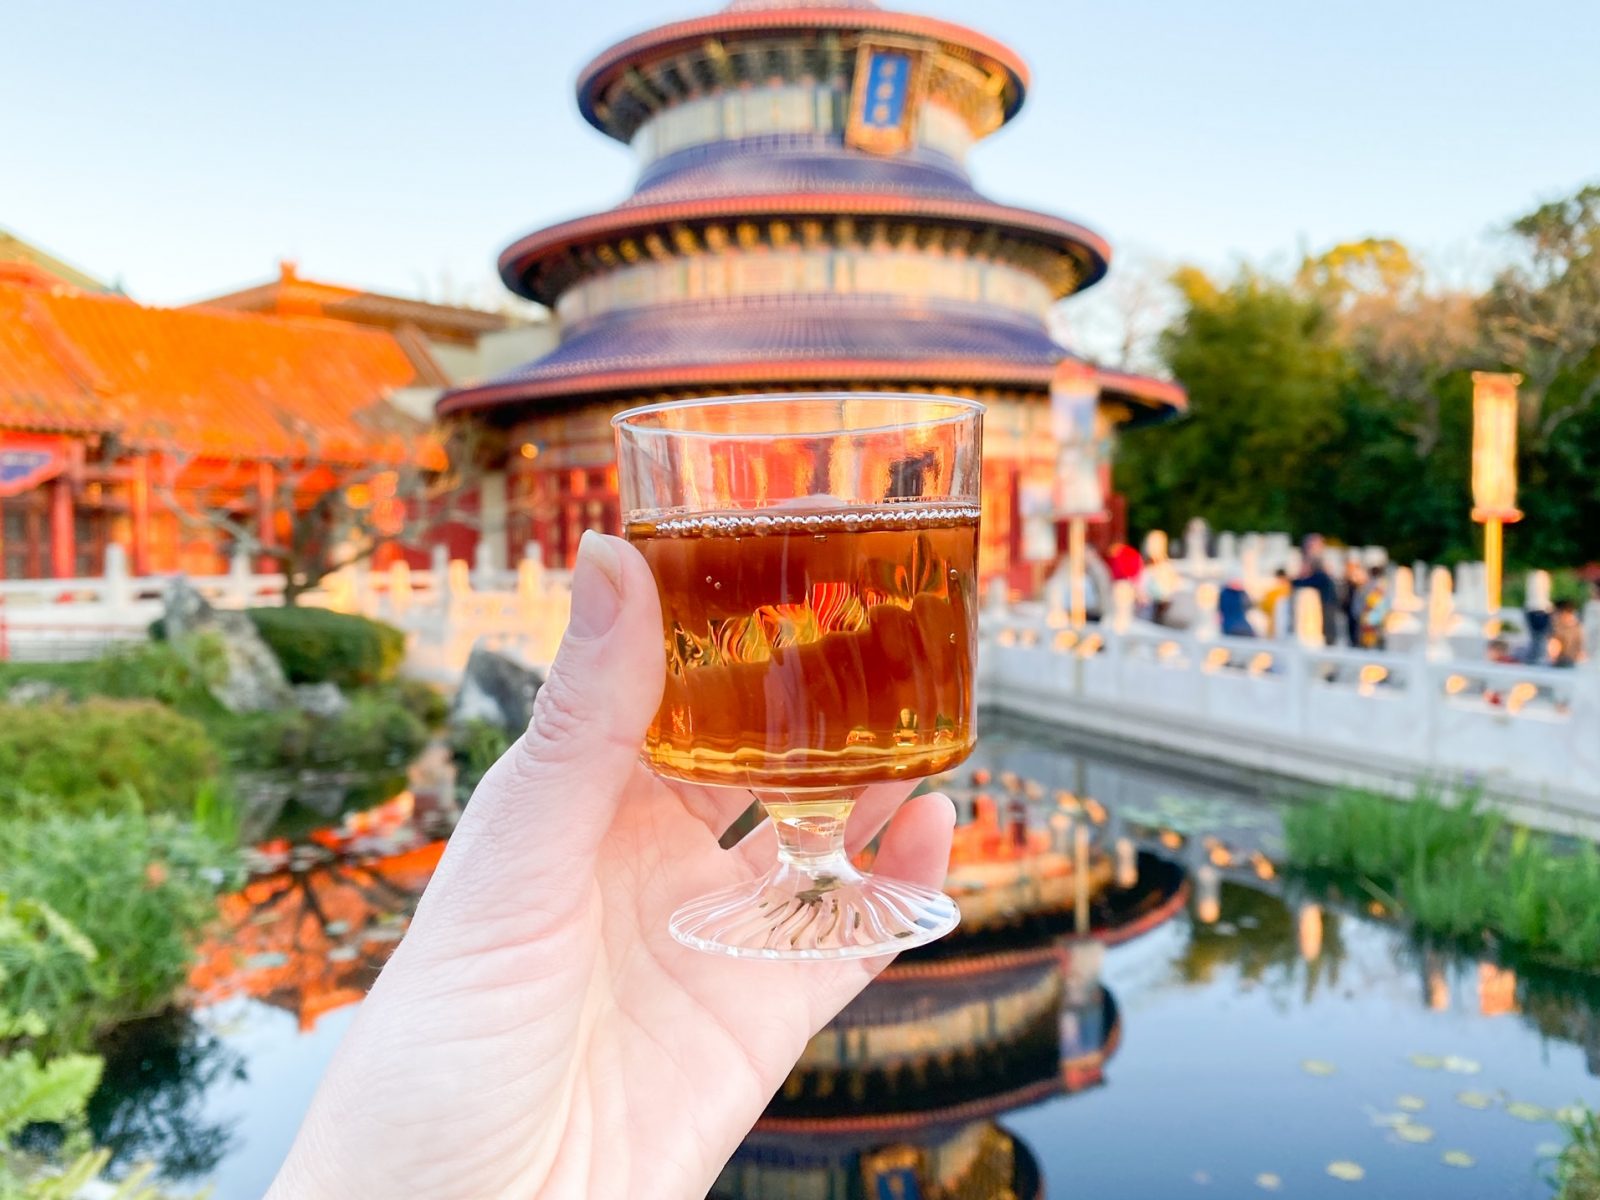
613;393;983;959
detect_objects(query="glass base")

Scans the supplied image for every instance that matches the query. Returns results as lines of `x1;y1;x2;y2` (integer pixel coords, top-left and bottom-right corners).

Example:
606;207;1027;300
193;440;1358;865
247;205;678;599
669;857;960;961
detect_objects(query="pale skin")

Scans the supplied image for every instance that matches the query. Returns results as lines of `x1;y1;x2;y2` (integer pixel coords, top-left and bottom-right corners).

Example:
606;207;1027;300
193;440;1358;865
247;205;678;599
266;531;957;1199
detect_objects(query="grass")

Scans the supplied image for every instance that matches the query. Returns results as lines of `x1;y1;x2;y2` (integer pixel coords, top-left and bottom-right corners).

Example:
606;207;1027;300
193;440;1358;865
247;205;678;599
1284;787;1600;973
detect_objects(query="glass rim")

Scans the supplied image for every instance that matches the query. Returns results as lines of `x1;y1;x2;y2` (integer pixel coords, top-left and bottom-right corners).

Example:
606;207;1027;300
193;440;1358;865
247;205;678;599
611;391;986;441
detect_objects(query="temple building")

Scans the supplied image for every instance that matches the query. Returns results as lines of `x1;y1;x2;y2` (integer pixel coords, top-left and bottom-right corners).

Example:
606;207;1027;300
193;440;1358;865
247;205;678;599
440;0;1184;586
0;242;545;579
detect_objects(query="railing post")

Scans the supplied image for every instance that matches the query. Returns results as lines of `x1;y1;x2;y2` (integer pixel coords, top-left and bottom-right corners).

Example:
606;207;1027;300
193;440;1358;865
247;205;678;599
103;542;132;613
228;550;252;608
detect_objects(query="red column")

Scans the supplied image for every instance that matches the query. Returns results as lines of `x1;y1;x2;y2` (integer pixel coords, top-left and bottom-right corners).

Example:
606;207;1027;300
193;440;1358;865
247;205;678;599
256;461;277;572
50;476;75;578
132;454;151;575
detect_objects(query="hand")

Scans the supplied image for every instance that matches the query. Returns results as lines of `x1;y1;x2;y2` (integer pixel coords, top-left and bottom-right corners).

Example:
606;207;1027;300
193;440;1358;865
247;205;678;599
266;532;957;1199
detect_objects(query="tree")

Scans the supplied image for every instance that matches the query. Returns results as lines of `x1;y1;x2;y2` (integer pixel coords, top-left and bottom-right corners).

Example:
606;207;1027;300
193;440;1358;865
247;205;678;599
1481;183;1600;447
156;433;464;605
1114;267;1349;536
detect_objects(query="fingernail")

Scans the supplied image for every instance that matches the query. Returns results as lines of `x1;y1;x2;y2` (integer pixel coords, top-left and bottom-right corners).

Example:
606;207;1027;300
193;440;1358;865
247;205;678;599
568;531;624;639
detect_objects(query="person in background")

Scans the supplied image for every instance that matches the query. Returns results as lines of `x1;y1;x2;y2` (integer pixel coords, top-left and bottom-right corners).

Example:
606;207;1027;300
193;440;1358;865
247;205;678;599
1341;558;1369;648
1292;535;1340;646
1219;577;1255;638
1523;571;1553;665
1359;563;1391;650
1552;598;1586;667
1261;568;1292;637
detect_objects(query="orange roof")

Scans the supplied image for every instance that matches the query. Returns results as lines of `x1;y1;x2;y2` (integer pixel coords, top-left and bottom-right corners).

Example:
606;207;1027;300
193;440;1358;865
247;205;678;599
0;278;430;463
193;261;513;348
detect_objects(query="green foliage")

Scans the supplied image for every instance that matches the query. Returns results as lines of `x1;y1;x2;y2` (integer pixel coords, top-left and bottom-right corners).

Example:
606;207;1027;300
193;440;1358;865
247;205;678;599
1118;269;1349;536
1555;1107;1600;1200
1124;182;1600;569
245;607;405;687
1285;787;1600;972
451;719;513;791
385;678;448;729
213;691;428;773
0;702;219;821
0;804;241;1057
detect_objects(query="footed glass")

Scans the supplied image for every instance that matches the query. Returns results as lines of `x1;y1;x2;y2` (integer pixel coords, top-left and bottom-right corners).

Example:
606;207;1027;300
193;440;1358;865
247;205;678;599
613;393;983;959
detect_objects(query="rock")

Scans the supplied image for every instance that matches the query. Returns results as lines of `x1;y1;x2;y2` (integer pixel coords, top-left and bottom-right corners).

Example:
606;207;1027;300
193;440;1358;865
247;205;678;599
161;579;292;713
451;644;543;735
6;679;67;706
293;681;348;718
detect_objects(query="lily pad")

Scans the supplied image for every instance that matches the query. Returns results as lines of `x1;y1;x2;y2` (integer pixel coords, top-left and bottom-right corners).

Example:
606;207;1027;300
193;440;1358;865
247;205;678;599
1255;1173;1281;1191
1408;1053;1444;1070
1536;1142;1564;1158
1456;1091;1493;1110
1505;1101;1554;1123
1394;1123;1435;1144
1397;1095;1427;1112
1326;1161;1366;1182
1441;1151;1475;1168
1557;1105;1588;1125
1301;1059;1337;1077
1369;1111;1409;1129
1442;1055;1482;1075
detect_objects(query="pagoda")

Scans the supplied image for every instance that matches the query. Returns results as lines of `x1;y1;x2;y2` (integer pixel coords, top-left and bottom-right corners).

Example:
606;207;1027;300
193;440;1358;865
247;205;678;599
440;0;1184;585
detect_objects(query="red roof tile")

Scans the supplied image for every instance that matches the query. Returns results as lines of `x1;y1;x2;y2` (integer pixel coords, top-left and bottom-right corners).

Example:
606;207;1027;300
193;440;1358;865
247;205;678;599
0;280;428;463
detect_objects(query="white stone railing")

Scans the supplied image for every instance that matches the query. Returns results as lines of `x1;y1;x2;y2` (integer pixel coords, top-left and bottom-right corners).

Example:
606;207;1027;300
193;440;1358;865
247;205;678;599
0;543;572;682
980;598;1600;824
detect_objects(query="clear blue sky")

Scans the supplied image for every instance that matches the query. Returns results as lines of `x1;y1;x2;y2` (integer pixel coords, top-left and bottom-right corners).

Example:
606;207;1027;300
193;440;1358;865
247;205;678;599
4;0;1595;311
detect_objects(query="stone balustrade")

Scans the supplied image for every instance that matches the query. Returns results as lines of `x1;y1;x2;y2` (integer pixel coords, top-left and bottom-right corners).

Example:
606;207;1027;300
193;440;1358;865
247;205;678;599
0;542;572;682
980;592;1600;827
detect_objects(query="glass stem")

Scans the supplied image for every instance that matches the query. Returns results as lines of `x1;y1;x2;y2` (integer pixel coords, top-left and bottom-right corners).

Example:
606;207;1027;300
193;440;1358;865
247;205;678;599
759;790;863;875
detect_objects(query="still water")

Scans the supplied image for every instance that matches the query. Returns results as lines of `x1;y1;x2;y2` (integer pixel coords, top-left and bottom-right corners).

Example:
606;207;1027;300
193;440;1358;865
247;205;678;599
94;719;1597;1199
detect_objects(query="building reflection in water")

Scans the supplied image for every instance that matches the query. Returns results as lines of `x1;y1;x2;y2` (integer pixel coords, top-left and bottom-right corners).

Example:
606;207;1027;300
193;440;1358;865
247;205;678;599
715;843;1187;1200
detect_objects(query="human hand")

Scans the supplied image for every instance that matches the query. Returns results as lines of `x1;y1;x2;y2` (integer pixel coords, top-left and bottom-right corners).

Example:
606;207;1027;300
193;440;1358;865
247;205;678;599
266;531;957;1199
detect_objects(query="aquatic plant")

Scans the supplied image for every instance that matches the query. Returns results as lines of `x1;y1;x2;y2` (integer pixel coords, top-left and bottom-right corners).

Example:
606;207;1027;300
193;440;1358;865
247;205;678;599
1285;787;1600;973
1553;1107;1600;1200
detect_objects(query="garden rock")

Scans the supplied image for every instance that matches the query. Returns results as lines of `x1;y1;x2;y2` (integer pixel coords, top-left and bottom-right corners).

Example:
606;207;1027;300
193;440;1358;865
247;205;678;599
451;644;543;735
6;679;67;706
293;682;349;719
161;579;292;713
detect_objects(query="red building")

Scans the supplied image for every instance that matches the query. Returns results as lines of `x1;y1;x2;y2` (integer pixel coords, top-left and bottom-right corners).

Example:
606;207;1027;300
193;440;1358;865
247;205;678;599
0;247;537;580
441;0;1184;587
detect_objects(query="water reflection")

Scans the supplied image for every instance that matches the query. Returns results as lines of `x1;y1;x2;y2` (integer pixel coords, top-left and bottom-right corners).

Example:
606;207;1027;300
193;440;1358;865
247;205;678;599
85;719;1600;1199
88;1015;245;1182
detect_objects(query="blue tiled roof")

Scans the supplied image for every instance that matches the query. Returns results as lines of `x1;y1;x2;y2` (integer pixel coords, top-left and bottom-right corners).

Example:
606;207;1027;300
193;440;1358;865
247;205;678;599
489;298;1064;386
630;135;979;205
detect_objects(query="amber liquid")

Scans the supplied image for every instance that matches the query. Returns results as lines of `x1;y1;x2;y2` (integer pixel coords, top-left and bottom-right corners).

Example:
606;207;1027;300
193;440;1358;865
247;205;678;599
628;501;980;790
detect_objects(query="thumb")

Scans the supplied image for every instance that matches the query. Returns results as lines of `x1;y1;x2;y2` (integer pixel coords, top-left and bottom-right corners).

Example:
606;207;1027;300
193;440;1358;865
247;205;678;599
421;531;664;921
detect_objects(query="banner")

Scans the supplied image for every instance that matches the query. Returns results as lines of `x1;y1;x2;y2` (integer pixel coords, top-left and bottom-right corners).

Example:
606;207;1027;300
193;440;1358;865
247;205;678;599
1049;360;1106;519
0;434;68;498
1470;371;1522;523
845;38;929;156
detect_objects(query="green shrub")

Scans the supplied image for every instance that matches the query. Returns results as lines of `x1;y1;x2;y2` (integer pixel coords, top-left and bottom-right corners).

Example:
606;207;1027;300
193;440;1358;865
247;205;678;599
0;702;221;820
0;642;223;717
245;607;405;687
0;803;241;1057
451;719;512;792
209;691;428;773
382;677;448;728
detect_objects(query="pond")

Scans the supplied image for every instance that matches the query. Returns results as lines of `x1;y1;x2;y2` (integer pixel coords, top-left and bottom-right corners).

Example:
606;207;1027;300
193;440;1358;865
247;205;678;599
92;717;1599;1199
